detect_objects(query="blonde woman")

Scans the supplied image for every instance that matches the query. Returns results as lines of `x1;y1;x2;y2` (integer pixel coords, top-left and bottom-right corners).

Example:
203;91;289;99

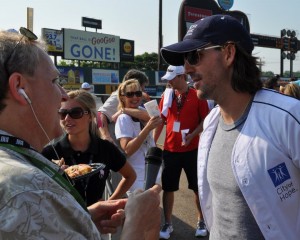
115;79;162;194
283;83;300;99
42;90;136;205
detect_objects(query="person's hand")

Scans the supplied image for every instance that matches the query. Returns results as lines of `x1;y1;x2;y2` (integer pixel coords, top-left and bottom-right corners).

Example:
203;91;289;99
142;92;151;102
112;109;122;122
182;133;193;147
145;116;163;131
121;185;162;240
52;158;69;170
52;157;64;166
88;199;127;234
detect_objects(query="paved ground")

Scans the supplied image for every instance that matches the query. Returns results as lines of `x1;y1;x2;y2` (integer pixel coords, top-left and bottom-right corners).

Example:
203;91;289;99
159;172;209;240
109;172;210;240
156;127;209;239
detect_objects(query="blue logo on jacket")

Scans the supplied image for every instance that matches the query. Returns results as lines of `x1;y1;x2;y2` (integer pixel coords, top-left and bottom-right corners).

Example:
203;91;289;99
268;163;291;187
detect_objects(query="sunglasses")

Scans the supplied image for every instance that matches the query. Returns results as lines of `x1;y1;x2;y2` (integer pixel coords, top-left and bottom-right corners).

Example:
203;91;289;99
123;90;143;98
58;107;90;120
4;27;38;79
184;45;222;66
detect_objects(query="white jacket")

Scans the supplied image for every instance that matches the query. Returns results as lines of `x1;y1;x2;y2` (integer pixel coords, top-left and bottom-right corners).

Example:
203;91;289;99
198;89;300;240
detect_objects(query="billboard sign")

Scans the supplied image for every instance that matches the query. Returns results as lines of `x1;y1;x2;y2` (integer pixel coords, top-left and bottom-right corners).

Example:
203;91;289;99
185;6;212;23
57;66;84;85
120;39;134;62
92;69;119;84
82;17;102;29
64;29;120;62
179;0;250;40
42;28;63;53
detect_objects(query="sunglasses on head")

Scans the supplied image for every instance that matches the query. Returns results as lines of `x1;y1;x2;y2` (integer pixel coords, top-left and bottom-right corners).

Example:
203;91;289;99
123;90;143;98
58;107;90;120
4;27;38;79
184;45;222;66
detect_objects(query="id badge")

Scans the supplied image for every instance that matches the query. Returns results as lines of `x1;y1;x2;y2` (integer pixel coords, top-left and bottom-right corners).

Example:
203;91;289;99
173;121;180;132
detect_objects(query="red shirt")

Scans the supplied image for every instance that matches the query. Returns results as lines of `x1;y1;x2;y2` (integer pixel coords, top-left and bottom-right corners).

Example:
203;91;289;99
159;88;209;152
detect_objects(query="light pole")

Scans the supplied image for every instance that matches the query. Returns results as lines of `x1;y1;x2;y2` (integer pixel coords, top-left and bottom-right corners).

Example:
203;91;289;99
258;57;265;72
280;29;297;77
158;0;163;71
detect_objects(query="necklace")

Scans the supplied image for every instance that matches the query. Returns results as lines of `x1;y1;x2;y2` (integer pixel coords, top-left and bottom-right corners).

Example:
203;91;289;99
175;86;189;117
220;96;253;124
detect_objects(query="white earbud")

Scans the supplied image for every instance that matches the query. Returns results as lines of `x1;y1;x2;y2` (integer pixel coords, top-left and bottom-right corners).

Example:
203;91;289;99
18;89;32;104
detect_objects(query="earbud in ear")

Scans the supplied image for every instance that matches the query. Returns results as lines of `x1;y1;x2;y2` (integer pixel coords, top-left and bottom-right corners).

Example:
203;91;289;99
18;89;32;104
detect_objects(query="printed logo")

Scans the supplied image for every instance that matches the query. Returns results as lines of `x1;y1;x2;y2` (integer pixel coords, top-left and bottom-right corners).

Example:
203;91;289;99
268;163;291;187
186;24;197;36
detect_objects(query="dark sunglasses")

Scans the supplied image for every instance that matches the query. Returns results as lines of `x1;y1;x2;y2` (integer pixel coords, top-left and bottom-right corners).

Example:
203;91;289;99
4;27;38;79
123;90;143;98
184;45;222;66
58;107;90;120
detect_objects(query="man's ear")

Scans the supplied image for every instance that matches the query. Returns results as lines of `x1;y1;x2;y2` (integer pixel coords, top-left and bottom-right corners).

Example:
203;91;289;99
224;44;236;67
8;72;29;105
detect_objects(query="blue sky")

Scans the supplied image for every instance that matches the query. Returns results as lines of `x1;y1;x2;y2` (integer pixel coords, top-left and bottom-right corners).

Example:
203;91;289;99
1;0;300;74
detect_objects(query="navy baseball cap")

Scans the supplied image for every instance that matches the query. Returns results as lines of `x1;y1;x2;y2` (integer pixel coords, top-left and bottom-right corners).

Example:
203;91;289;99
161;15;254;66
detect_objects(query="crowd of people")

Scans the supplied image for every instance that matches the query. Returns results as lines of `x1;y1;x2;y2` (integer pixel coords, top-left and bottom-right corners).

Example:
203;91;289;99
1;14;300;240
264;74;300;99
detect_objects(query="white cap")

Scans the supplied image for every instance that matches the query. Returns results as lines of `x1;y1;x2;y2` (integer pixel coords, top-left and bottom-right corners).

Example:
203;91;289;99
161;65;185;81
81;82;91;89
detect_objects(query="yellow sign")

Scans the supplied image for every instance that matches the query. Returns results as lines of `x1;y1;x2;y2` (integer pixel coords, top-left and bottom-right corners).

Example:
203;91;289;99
123;42;132;53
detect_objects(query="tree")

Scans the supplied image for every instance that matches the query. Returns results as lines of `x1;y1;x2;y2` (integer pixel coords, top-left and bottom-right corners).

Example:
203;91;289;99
261;71;274;77
121;52;159;71
58;52;164;71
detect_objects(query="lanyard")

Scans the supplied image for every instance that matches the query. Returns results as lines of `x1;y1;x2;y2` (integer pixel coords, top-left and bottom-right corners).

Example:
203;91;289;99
0;138;88;212
175;87;189;118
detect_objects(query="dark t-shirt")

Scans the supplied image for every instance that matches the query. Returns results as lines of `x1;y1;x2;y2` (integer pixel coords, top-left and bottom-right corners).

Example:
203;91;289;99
42;134;126;205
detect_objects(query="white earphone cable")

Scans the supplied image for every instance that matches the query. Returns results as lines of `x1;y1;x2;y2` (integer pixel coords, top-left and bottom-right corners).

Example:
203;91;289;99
28;102;60;160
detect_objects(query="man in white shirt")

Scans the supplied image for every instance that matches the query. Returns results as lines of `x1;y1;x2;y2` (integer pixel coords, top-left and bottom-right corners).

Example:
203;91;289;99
161;14;300;240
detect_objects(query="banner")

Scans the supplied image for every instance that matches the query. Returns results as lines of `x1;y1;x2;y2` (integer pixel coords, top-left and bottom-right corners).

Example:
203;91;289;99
42;28;63;53
92;69;119;84
64;29;120;62
57;66;84;85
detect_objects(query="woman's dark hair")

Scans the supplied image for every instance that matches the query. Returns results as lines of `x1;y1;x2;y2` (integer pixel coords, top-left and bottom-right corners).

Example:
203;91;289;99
123;69;149;86
263;75;280;89
231;43;262;94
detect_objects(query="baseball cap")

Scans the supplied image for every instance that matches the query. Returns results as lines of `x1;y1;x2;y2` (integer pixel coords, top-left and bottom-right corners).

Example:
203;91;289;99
161;15;254;66
81;82;91;89
161;65;185;81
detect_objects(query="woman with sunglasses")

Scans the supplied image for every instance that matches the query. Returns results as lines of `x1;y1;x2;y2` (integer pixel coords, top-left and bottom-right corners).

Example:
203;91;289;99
42;90;136;205
115;79;162;195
